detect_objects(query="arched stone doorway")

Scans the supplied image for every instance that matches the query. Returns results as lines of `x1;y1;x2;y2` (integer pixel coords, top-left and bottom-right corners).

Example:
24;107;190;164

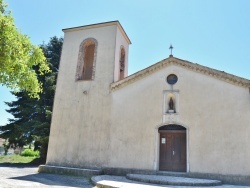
158;124;186;172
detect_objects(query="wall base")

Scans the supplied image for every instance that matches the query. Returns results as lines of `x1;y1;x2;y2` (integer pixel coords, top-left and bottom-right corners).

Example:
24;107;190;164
38;165;102;177
38;165;250;186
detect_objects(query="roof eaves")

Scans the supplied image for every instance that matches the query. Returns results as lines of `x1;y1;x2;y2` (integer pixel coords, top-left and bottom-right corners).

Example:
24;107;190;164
110;57;250;91
62;21;131;44
62;20;119;32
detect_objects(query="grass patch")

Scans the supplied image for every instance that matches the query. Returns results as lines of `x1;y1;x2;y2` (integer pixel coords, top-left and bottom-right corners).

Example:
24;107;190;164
0;155;39;164
21;149;40;157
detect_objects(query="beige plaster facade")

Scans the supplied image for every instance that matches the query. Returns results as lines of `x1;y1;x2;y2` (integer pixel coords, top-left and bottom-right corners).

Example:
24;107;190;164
46;21;250;177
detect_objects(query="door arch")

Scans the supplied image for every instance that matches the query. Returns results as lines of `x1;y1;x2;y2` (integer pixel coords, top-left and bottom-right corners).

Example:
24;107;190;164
158;124;187;172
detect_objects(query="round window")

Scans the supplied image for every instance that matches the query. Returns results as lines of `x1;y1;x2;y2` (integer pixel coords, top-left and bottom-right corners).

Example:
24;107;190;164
166;74;178;85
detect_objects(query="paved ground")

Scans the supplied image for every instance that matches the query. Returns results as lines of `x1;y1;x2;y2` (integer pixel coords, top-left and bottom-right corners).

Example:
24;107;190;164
0;165;249;188
0;165;94;188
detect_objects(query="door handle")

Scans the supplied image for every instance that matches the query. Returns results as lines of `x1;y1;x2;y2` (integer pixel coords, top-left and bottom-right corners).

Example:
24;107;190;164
173;151;175;155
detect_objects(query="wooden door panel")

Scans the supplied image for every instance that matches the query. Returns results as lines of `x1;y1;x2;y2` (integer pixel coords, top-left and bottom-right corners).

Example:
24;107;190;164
172;133;186;171
159;134;172;170
159;131;186;172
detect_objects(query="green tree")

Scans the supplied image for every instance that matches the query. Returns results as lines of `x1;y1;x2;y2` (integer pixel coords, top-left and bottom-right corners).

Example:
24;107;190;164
0;0;50;98
33;36;63;161
3;140;10;155
0;37;63;162
1;91;36;150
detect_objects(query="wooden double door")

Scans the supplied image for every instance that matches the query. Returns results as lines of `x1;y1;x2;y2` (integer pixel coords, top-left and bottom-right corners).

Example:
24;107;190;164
159;130;186;172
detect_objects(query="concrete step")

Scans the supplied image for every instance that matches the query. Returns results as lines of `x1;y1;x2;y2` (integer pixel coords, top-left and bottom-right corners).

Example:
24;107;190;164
92;175;163;188
156;171;187;176
38;164;102;176
126;174;223;186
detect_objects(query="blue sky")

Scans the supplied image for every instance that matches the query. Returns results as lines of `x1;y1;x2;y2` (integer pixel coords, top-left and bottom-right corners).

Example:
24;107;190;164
0;0;250;125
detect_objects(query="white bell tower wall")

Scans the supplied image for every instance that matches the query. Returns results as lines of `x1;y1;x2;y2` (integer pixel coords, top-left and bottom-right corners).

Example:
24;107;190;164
46;21;131;168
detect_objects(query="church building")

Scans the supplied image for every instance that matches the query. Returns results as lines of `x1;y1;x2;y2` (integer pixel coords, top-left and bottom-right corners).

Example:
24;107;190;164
40;21;250;182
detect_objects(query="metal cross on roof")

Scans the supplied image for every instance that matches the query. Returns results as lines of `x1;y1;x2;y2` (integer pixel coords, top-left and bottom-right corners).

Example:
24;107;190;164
169;44;173;56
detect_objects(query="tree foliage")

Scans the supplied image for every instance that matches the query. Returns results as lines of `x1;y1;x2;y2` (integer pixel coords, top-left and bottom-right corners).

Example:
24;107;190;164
0;36;63;162
0;0;50;98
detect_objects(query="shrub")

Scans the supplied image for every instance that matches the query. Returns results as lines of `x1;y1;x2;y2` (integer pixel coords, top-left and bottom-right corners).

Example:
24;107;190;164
21;149;39;157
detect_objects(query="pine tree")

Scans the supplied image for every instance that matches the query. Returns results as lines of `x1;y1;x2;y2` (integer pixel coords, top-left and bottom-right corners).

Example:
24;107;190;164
1;91;35;149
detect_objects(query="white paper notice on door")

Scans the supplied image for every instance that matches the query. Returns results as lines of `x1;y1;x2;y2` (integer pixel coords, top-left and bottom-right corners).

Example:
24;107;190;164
161;138;166;144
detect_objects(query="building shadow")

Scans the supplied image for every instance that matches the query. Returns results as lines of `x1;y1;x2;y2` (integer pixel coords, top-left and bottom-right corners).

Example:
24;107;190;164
9;173;92;187
0;163;38;168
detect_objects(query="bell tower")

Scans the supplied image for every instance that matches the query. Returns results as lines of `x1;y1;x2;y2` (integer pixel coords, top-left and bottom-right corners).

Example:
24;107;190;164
46;21;131;167
60;21;131;88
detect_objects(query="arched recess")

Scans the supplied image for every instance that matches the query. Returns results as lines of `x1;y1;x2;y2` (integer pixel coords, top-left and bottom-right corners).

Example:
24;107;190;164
76;38;98;81
119;46;125;80
154;123;189;172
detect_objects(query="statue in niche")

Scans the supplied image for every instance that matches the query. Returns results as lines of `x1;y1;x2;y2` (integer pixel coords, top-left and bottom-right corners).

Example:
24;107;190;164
169;97;174;111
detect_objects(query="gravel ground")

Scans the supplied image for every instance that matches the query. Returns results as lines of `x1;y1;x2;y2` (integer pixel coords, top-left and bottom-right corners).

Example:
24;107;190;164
0;165;94;188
